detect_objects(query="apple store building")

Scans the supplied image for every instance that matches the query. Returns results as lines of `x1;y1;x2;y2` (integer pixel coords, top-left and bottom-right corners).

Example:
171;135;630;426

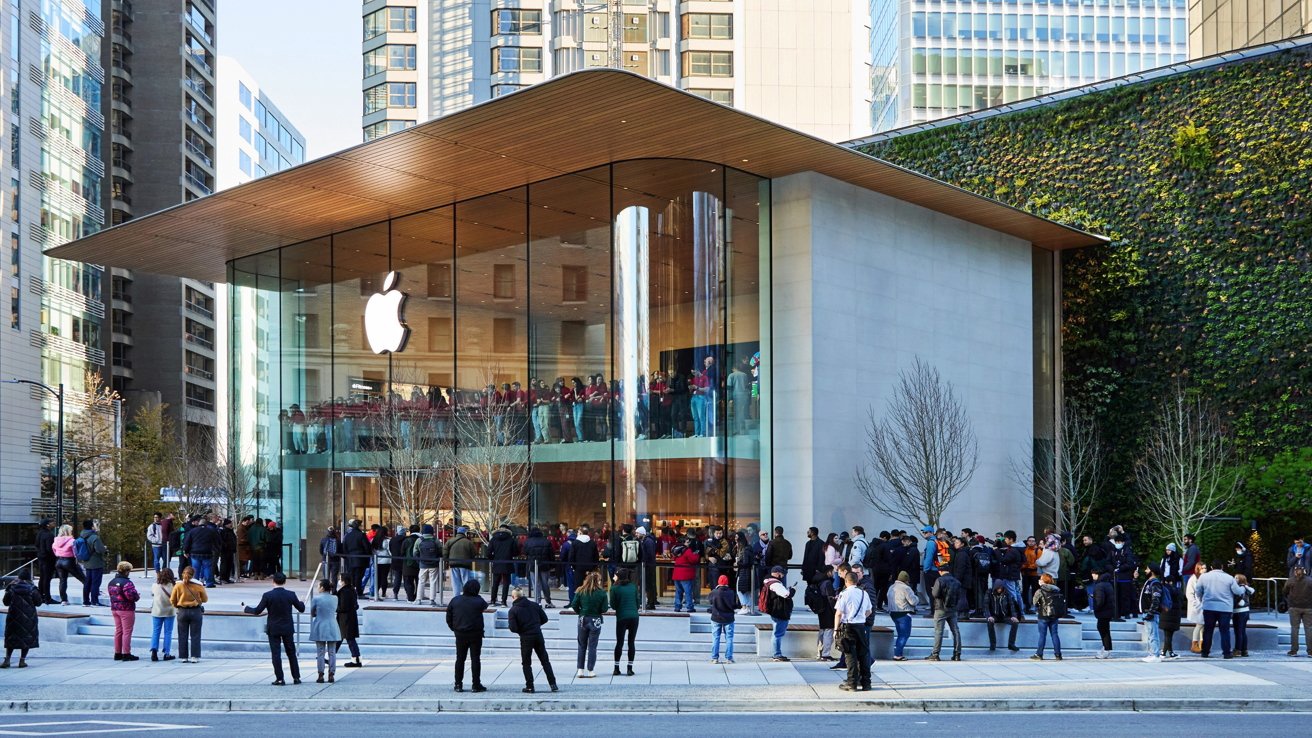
53;71;1099;571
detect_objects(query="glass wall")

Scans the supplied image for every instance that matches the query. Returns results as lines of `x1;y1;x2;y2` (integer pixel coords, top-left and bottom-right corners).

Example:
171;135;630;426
228;160;769;569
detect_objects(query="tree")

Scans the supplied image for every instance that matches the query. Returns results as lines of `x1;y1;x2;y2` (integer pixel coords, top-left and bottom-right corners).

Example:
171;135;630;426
854;358;978;529
1135;386;1241;546
101;403;170;561
451;395;532;545
1011;401;1105;536
62;371;121;526
365;399;454;528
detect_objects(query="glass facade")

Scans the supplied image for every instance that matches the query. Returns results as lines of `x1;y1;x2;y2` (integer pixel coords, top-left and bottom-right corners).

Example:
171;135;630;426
228;160;770;571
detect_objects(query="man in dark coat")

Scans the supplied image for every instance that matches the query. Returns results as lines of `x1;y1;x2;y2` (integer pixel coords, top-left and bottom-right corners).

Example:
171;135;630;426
341;519;372;593
507;586;557;692
242;572;305;685
218;519;238;584
486;526;517;607
34;519;56;604
522;527;555;607
800;527;824;584
2;571;41;667
764;526;793;584
446;579;488;692
182;517;218;587
335;576;362;668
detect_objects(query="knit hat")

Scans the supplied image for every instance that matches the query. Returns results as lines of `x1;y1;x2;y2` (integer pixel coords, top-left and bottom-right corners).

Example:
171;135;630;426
421;524;434;535
717;575;729;586
635;526;647;536
974;535;986;544
1165;542;1177;552
770;566;785;576
897;571;910;583
456;526;468;533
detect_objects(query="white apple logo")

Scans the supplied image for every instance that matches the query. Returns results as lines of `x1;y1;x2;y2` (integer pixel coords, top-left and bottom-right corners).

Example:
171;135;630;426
365;271;410;354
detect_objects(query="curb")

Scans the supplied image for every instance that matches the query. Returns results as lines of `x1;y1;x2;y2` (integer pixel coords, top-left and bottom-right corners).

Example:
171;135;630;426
5;698;1312;713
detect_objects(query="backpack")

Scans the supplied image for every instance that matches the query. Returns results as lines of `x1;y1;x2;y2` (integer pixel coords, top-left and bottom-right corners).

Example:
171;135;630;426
621;538;640;565
417;537;440;564
760;581;794;620
861;541;881;571
1231;586;1247;612
73;535;91;562
941;580;960;611
804;582;824;614
1046;588;1069;618
972;545;993;573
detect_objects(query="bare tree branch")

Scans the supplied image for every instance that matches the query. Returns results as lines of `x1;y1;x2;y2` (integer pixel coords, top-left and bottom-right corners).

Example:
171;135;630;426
451;376;533;545
854;358;978;529
1135;386;1240;546
1010;401;1104;535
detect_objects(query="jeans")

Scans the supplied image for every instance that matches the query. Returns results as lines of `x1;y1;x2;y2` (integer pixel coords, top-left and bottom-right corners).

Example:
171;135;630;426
674;580;696;611
712;621;735;661
316;641;337;674
450;567;471;598
112;609;135;654
1144;616;1161;656
1035;616;1061;657
1201;610;1232;656
151;545;165;572
455;633;483;686
150;615;174;654
573;404;585;441
84;567;104;605
891;612;913;657
817;627;834;659
193;555;214;587
771;617;789;658
614;617;638;663
691;394;706;436
989;619;1018;650
932;612;960;657
176;608;203;659
576;617;602;670
842;623;871;688
520;633;556;687
268;633;300;682
1232;611;1250;653
1002;578;1024;614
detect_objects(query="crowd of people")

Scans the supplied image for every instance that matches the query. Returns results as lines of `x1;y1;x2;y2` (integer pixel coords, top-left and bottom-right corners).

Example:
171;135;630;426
276;356;760;454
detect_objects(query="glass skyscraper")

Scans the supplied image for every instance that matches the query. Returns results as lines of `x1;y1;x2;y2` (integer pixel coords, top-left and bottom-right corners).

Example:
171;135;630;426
871;0;1189;132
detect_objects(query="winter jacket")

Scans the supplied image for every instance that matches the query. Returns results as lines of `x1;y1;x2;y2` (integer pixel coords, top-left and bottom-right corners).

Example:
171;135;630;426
608;581;640;620
1160;552;1183;582
1091;580;1117;620
1057;547;1075;584
3;580;42;650
445;593;488;635
1139;578;1164;620
709;584;737;624
672;548;701;581
336;584;360;640
1194;569;1244;612
889;580;919;614
487;529;518;574
1182;543;1202;576
764;536;793;568
444;533;476;567
309;593;342;642
1283;573;1312;609
1232;549;1254;580
801;538;825;580
1032;582;1064;619
1081;546;1109;579
1022;545;1041;575
507;596;549;637
522;533;553;564
760;577;794;620
342;526;372;567
705;536;733;576
1036;548;1060;579
35;527;56;563
735;545;756;594
570;588;608;617
1288;543;1312;575
78;530;108;569
107;575;140;612
921;537;938;573
638;535;658;566
1232;583;1254;614
1107;544;1138;580
1159;581;1183;631
182;525;216;558
151;582;175;618
52;535;76;559
986;586;1019;621
847;535;869;568
400;534;421;574
568;534;598;575
948;546;975;588
931;574;963;613
414;535;441;569
997;544;1024;581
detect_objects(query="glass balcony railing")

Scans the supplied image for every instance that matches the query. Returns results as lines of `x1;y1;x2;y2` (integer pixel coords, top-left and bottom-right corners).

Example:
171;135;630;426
184;139;212;168
185;331;214;349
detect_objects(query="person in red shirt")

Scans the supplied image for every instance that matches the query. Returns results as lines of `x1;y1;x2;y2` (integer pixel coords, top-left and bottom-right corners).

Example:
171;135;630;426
647;371;669;439
586;375;610;442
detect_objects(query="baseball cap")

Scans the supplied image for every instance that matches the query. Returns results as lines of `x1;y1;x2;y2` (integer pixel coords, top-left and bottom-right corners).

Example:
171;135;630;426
920;525;934;533
770;566;785;575
457;526;468;533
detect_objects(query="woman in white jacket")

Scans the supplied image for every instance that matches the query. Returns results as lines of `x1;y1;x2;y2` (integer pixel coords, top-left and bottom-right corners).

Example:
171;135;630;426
149;568;176;662
1186;562;1207;652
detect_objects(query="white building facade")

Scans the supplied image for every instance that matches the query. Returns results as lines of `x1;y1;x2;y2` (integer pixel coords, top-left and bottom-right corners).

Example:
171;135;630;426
215;56;306;190
363;0;873;143
871;0;1190;132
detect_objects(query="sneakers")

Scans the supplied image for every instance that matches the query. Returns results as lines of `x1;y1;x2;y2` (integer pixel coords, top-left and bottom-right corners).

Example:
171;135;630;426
1029;654;1043;661
575;669;585;678
1095;649;1109;659
724;659;734;665
772;656;790;662
1165;652;1179;659
1142;655;1162;663
828;662;846;670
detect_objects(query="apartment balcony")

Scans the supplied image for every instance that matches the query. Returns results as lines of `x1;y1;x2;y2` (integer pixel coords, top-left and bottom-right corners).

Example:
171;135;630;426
111;92;131;114
183;109;213;136
185;395;215;412
184;299;214;319
186;49;213;79
185;331;215;351
113;0;134;16
184;138;213;170
184;77;214;110
182;171;212;196
111;58;132;84
185;364;215;381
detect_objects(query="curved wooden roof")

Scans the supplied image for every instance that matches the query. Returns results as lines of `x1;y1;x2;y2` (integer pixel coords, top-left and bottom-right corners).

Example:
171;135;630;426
49;69;1104;282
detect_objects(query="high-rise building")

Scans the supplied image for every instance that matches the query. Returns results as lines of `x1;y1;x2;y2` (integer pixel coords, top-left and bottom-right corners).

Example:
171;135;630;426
101;0;220;456
1;0;108;530
1188;0;1309;57
361;0;874;142
214;56;305;191
870;0;1191;132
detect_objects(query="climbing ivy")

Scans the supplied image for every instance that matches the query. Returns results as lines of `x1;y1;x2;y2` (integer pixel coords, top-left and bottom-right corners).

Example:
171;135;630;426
860;48;1312;537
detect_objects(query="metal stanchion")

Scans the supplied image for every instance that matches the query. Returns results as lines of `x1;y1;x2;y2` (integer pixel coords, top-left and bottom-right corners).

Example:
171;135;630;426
372;552;379;602
639;562;646;611
750;566;758;615
438;558;446;607
533;559;540;603
143;543;150;578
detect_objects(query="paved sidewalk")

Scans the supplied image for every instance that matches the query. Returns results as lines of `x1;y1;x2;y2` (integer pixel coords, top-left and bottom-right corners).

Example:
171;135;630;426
3;652;1312;712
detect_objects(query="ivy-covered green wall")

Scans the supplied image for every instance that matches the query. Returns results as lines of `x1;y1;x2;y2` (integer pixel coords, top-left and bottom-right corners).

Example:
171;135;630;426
859;46;1312;545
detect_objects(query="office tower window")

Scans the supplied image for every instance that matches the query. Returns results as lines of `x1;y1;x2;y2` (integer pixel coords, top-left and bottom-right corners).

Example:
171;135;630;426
689;88;733;104
682;51;733;77
365;119;411;141
624;13;648;43
493;47;543;73
492;84;523;97
239;150;252;176
364;44;417;76
684;13;733;39
238;82;252;109
364;82;417;113
365;6;417;40
239;116;252;143
494;9;542;35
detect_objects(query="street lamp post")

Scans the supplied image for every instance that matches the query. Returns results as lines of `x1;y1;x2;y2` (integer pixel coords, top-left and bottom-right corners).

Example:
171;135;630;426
5;379;64;525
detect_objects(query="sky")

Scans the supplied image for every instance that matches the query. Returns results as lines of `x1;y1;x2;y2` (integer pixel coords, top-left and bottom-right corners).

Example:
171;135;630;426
219;0;361;158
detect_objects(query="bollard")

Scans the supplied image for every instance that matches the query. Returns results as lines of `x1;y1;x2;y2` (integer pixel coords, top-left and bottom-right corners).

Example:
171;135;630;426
639;562;646;610
438;557;446;607
372;551;380;602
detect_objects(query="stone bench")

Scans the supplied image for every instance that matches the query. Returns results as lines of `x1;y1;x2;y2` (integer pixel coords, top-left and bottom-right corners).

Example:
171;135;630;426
1169;620;1280;652
755;622;896;660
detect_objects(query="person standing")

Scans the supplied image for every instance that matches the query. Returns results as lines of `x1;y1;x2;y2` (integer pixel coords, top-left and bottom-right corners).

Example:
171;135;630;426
263;520;284;577
1231;542;1254;581
248;518;266;580
608;568;640;676
374;526;392;599
523;527;555;607
2;571;41;668
218;519;238;584
444;526;476;599
1160;543;1183;585
34;519;56;605
170;566;208;663
1138;564;1166;663
1090;569;1117;658
763;527;793;585
486;525;517;607
1232;573;1254;658
447;579;488;692
888;571;918;661
1193;560;1242;659
78;520;108;606
413;525;442;606
335;572;363;668
1187;562;1207;653
948;536;976;619
570;570;608;678
243;572;304;685
182;517;218;588
387;524;408;599
810;564;837;661
51;524;85;606
1158;572;1183;659
1284;566;1312;656
760;565;795;662
341;519;372;593
236;516;254;579
149;568;176;662
735;530;758;614
1030;573;1066;660
508;586;558;692
1107;534;1139;618
1020;535;1041;613
835;570;873;692
709;574;737;664
1181;533;1201;591
400;524;421;603
1287;536;1311;578
107;562;141;661
319;526;341;585
800;527;823;585
310;580;341;683
671;539;700;613
928;564;963;661
146;513;166;573
636;526;659;611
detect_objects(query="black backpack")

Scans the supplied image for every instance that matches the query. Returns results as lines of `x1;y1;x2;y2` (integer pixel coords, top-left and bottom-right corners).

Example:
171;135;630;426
942;580;960;611
861;540;881;571
804;582;824;614
1046;588;1069;618
972;545;993;573
417;537;440;565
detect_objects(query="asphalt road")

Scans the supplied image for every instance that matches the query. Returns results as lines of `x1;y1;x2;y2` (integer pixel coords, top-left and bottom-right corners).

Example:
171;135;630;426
0;712;1296;737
